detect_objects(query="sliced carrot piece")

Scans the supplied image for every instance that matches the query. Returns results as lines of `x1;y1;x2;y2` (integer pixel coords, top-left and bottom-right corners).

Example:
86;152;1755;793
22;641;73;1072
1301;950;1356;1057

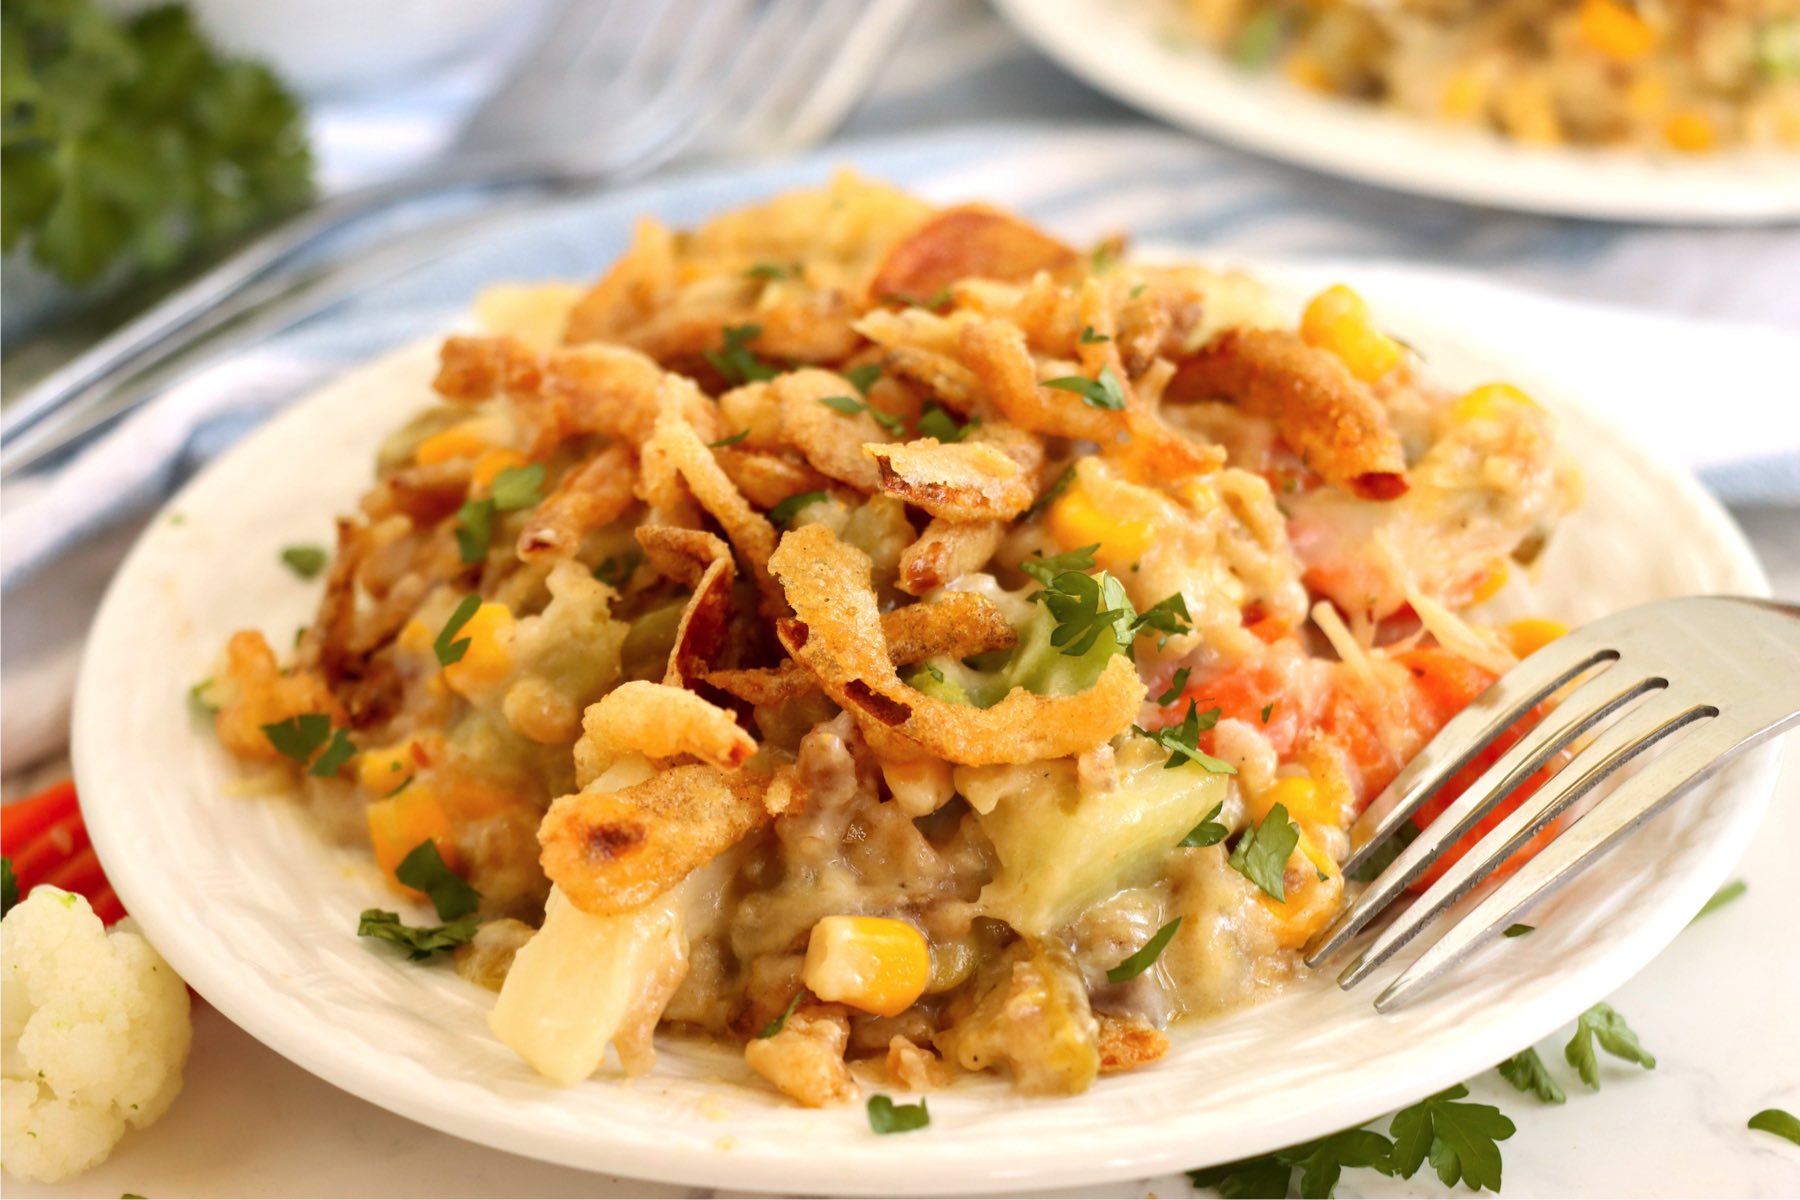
1;779;78;856
9;811;89;884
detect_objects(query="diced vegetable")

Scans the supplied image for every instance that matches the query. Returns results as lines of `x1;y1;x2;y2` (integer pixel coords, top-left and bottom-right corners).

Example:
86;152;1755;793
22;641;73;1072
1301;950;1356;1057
802;915;931;1017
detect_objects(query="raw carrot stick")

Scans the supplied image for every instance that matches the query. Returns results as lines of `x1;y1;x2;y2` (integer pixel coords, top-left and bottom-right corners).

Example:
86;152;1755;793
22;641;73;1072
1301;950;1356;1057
1;779;78;856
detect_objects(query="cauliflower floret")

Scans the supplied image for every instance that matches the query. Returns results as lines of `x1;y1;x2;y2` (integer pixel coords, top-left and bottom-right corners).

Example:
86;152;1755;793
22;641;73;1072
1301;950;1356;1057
1;887;191;1183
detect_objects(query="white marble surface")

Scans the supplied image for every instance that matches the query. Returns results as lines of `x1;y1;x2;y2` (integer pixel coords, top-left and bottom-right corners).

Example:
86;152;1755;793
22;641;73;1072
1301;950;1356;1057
9;511;1798;1200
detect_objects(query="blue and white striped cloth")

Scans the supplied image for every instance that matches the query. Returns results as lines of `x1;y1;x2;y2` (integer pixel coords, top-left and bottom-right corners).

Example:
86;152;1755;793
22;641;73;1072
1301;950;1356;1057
3;0;1798;771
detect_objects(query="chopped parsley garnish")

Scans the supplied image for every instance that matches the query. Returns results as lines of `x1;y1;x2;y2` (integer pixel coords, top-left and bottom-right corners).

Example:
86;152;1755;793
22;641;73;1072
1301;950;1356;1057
1749;1108;1800;1146
1503;923;1535;937
394;839;481;921
356;910;477;960
453;463;543;564
1039;569;1135;657
260;713;332;764
844;363;882;395
308;728;355;778
1107;917;1181;983
188;677;219;717
1020;543;1098;585
1388;1084;1515;1193
1497;1047;1566;1104
768;490;828;528
1131;592;1191;646
1261;702;1275;724
914;403;971;443
819;393;905;437
1128;283;1147;299
593;551;642;589
707;428;751;449
279;543;327;580
881;288;952;312
1157;667;1191;706
705;324;779;385
1078;325;1109;344
923;664;946;683
757;991;803;1039
1135;700;1235;774
490;463;545;511
1042;365;1126;411
1228;801;1300;899
744;260;801;281
433;594;482;667
1178;801;1229;848
1024;465;1076;517
1692;878;1746;922
1564;1002;1655;1089
866;1094;930;1135
1;857;17;917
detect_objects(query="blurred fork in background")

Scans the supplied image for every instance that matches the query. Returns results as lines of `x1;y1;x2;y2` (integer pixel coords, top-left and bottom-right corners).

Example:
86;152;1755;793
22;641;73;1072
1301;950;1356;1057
0;0;915;479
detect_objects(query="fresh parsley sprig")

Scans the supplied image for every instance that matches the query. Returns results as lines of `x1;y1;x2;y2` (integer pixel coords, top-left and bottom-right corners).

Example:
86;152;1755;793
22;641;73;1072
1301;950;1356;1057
1564;1003;1655;1089
1039;569;1136;657
1178;801;1228;848
1134;701;1235;774
866;1094;929;1134
1388;1084;1516;1193
1157;667;1192;706
915;403;974;443
356;910;477;961
757;991;803;1039
844;363;881;395
1132;592;1192;647
707;428;751;449
433;595;482;667
1496;1047;1566;1104
1106;917;1181;983
1749;1108;1800;1146
705;324;780;385
1;857;18;917
819;393;905;437
454;463;545;564
1227;801;1300;899
1043;365;1126;411
394;840;481;922
280;544;327;580
769;490;829;528
1020;544;1099;585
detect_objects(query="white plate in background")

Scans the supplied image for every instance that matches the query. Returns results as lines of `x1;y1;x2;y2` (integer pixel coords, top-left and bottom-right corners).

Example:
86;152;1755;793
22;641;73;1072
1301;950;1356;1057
75;258;1777;1194
994;0;1800;224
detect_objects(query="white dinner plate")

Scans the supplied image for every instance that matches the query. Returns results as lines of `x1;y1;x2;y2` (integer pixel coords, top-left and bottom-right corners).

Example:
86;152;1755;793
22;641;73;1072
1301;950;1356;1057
993;0;1800;224
75;254;1777;1194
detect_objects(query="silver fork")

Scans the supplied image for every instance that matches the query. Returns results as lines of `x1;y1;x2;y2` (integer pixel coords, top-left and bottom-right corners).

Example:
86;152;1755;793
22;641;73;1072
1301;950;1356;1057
0;0;915;478
1305;594;1800;1011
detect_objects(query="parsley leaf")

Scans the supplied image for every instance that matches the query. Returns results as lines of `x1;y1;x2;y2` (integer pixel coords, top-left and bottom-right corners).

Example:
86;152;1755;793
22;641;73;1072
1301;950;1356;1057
261;713;331;764
1564;1003;1655;1089
1020;543;1099;585
433;595;482;667
1131;592;1192;646
1692;879;1746;922
707;428;750;449
454;498;495;564
1;857;17;918
356;909;477;961
768;490;828;528
1179;801;1229;848
1186;1156;1293;1198
1040;569;1136;657
1749;1108;1800;1146
1129;283;1148;298
705;324;779;385
593;552;642;588
394;840;481;922
757;991;803;1039
1024;465;1076;518
1157;666;1191;706
1135;700;1235;774
1227;801;1299;899
1503;923;1535;937
1043;365;1127;411
844;363;881;395
490;463;545;511
1078;325;1110;344
915;403;971;442
1388;1084;1515;1194
744;260;801;281
2;0;314;287
1107;917;1181;982
1260;702;1275;724
1497;1047;1566;1104
1189;1128;1394;1199
308;728;354;778
866;1094;929;1135
820;393;905;437
280;544;327;580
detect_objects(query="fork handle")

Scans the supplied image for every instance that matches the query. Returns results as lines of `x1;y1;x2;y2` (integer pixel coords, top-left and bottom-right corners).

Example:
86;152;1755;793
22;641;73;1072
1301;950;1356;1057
1;151;591;460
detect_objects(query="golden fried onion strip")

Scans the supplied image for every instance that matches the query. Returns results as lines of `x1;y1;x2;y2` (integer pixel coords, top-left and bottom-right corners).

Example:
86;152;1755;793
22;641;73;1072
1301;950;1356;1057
634;526;735;688
517;444;637;562
582;681;756;770
864;438;1033;522
769;524;1143;764
897;518;1004;596
776;368;891;491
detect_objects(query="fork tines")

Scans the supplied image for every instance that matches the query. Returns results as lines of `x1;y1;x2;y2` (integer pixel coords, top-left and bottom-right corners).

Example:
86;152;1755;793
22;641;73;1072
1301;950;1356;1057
1304;595;1800;1011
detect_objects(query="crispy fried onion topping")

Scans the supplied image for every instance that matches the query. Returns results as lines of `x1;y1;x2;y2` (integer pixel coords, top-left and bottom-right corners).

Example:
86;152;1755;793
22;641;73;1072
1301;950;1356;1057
869;205;1079;303
581;681;756;771
768;523;1143;763
897;517;1004;596
775;368;894;491
864;438;1033;522
634;526;736;687
517;443;637;562
540;764;770;915
1167;327;1408;500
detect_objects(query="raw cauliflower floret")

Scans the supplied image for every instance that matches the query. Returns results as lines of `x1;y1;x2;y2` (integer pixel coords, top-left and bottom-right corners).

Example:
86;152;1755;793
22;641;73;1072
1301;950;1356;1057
2;887;191;1183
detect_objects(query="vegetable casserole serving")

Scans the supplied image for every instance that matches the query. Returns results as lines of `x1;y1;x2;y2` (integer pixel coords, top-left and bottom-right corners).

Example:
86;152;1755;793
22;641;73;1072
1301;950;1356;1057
200;175;1579;1106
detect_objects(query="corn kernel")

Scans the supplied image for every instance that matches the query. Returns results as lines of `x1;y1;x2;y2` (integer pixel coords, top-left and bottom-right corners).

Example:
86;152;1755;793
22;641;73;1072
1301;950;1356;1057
1470;563;1510;605
1578;0;1656;62
802;915;931;1017
1664;110;1717;154
1453;382;1539;423
1257;828;1344;950
442;602;515;696
1505;617;1569;659
1440;65;1488;121
1625;74;1670;119
1300;285;1404;383
472;449;529;490
1284;50;1331;92
367;786;455;894
415;420;496;466
1250;775;1338;830
1048;480;1157;567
